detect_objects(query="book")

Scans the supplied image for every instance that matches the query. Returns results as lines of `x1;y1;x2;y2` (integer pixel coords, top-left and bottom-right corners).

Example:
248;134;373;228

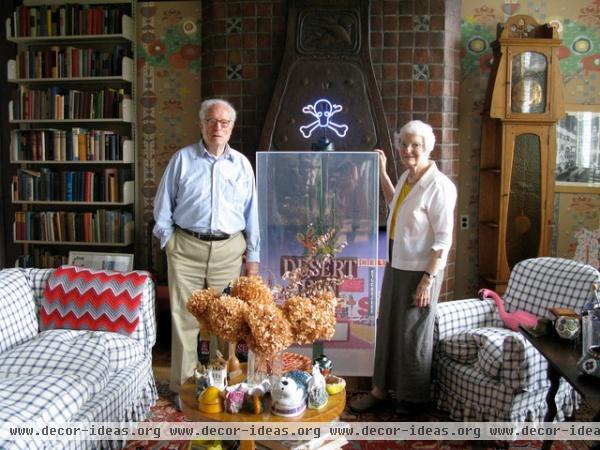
256;434;348;450
548;307;578;319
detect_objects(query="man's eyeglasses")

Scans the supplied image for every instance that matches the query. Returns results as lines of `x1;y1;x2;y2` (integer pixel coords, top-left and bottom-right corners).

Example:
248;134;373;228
205;118;233;129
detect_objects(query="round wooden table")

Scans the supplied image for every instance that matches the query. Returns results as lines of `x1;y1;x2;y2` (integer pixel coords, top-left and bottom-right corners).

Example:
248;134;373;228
180;378;346;450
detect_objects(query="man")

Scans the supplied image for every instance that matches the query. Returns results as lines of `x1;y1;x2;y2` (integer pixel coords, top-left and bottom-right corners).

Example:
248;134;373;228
153;98;260;405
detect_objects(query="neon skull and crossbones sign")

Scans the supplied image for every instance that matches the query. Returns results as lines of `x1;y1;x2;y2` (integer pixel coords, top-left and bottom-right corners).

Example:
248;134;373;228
299;99;349;139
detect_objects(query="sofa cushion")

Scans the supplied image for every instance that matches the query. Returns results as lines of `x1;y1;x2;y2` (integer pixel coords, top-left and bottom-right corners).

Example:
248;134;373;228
0;330;110;396
0;373;90;423
0;269;37;353
41;265;149;336
93;331;146;371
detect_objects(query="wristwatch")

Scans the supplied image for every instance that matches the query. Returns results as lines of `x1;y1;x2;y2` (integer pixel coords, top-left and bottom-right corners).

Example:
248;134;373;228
424;271;436;279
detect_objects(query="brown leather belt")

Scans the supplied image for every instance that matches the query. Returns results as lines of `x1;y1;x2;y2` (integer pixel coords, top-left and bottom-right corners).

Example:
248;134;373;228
176;226;230;241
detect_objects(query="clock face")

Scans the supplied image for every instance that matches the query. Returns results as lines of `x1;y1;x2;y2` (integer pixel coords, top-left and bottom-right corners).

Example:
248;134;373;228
510;51;547;114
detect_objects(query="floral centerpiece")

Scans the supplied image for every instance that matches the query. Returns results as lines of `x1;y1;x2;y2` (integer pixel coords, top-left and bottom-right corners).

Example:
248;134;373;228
186;226;348;361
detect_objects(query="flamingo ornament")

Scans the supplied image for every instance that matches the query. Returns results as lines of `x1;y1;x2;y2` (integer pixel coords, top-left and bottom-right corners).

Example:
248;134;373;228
478;288;538;331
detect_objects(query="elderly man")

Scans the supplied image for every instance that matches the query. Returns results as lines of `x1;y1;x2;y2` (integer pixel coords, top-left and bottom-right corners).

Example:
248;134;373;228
153;98;260;406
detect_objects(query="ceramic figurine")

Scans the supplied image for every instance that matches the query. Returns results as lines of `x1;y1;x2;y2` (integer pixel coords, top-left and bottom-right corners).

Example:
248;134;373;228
194;363;210;395
307;364;328;409
207;351;228;390
270;376;307;417
578;345;600;377
224;384;247;414
554;315;580;340
314;354;333;376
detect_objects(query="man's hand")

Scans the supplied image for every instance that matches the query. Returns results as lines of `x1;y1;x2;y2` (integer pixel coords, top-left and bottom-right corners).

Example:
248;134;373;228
245;261;259;276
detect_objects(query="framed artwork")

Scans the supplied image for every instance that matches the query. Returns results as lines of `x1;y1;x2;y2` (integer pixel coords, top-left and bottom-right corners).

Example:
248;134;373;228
68;251;134;272
556;109;600;191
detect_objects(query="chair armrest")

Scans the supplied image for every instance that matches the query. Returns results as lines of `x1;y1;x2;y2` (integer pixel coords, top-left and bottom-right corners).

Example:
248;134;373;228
502;334;548;392
434;298;503;343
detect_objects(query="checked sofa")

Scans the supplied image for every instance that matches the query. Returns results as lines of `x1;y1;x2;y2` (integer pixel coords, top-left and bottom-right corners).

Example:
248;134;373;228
432;257;600;422
0;266;157;450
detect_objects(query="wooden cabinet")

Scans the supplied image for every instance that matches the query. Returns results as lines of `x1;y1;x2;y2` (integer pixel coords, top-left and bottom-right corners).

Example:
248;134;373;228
479;15;564;293
6;0;136;267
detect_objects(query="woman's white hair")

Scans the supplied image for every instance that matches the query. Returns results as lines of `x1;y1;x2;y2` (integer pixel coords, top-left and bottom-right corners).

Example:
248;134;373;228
198;98;237;123
394;120;436;153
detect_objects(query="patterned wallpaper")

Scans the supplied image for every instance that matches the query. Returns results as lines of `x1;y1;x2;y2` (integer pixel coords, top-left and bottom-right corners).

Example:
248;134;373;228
455;0;600;297
136;2;203;273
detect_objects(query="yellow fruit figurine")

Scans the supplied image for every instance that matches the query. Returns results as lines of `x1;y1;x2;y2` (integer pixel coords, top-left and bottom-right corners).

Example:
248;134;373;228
198;386;223;413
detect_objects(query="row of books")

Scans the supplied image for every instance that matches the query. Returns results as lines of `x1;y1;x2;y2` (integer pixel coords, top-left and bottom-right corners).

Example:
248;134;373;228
12;46;130;79
14;210;133;244
16;250;67;269
12;168;133;203
11;86;129;121
11;129;130;162
9;4;131;38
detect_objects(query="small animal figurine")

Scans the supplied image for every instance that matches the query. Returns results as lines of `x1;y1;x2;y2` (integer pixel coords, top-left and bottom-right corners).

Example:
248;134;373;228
478;288;538;331
270;376;307;417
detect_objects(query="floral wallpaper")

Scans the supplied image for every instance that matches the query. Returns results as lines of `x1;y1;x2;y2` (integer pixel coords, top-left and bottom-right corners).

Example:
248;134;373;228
455;0;600;297
136;2;203;273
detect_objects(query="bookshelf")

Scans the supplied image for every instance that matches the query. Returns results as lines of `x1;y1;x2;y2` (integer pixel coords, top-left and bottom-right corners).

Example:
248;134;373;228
6;0;136;268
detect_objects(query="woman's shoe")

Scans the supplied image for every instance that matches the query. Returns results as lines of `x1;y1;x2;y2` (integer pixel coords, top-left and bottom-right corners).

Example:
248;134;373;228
349;393;386;413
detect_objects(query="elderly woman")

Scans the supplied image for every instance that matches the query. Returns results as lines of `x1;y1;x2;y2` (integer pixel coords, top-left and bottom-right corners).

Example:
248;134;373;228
350;120;457;413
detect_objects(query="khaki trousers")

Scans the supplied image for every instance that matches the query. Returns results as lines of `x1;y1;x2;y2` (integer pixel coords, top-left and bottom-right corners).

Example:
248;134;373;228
166;228;246;392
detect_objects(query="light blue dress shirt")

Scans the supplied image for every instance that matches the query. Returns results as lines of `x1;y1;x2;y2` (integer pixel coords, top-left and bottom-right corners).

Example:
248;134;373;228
153;141;260;262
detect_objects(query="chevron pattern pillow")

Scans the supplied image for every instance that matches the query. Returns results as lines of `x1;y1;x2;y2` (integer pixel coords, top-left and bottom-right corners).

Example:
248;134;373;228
41;265;148;335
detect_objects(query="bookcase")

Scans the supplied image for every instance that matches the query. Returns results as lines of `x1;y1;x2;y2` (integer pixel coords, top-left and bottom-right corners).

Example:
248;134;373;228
6;0;136;268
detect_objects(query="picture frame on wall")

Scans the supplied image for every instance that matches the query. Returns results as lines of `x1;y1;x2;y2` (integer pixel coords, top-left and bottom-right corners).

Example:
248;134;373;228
68;251;134;272
556;109;600;190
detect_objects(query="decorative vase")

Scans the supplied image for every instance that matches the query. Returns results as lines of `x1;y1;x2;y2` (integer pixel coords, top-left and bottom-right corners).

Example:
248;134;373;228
246;350;283;387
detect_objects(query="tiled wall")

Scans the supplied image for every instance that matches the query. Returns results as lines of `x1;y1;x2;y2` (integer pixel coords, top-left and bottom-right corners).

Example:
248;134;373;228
199;0;461;299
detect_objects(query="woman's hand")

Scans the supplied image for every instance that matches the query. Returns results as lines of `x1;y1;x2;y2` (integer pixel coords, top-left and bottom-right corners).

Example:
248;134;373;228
413;275;433;308
374;148;387;173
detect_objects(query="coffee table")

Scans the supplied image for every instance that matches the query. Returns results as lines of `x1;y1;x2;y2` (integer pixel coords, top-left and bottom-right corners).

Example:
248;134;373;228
180;378;346;450
520;326;600;450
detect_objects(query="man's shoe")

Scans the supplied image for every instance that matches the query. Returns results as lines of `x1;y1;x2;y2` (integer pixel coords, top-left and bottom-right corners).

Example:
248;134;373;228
349;393;386;413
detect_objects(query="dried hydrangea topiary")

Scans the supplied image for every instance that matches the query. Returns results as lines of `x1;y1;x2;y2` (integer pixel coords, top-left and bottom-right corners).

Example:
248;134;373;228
186;227;346;359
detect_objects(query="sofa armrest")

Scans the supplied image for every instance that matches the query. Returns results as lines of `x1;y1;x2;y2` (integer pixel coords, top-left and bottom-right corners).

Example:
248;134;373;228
26;268;156;352
434;298;503;344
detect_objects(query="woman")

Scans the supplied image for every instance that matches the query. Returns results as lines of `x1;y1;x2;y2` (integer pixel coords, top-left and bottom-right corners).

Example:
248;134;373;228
350;120;457;413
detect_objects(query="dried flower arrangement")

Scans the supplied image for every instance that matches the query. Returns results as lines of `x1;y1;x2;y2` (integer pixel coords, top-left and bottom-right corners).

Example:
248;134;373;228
186;226;348;359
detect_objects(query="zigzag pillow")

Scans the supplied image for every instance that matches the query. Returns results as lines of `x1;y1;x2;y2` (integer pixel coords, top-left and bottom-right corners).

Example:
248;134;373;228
41;265;148;335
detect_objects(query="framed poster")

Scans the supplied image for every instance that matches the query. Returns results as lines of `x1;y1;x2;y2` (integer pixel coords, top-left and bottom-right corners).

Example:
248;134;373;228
68;251;134;272
257;151;380;376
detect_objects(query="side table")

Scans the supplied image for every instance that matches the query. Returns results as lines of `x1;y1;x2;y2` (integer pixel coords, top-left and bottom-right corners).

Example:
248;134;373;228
180;378;346;450
520;326;600;450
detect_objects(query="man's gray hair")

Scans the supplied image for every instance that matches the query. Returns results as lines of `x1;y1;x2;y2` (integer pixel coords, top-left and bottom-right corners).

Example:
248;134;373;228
394;120;436;153
198;98;237;123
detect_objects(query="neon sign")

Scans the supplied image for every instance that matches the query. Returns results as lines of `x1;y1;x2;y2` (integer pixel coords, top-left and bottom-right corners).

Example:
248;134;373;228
299;99;349;138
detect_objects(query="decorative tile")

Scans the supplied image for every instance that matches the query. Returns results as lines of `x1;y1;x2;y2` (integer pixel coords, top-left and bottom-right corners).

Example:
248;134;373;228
412;64;429;80
226;17;242;34
227;63;242;80
413;15;430;31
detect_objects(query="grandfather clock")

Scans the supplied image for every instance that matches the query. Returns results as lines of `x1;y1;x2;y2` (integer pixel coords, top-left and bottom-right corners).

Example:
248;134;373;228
478;15;565;293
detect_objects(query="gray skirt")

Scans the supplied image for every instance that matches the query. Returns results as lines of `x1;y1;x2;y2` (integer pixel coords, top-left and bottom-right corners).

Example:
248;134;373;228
372;263;442;402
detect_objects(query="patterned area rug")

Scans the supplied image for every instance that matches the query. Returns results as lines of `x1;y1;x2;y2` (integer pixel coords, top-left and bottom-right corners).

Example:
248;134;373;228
124;382;594;450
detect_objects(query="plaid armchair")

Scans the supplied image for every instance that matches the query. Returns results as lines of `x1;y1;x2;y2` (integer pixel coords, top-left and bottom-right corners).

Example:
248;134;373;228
433;257;600;422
